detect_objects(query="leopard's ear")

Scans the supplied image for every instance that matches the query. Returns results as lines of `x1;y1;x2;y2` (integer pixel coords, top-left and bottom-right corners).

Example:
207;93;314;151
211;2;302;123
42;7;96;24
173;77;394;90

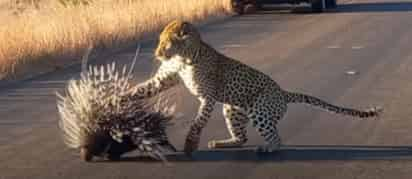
178;22;192;40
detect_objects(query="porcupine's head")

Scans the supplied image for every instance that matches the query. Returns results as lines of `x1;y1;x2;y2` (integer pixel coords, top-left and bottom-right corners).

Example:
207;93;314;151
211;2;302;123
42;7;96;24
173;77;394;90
57;63;176;162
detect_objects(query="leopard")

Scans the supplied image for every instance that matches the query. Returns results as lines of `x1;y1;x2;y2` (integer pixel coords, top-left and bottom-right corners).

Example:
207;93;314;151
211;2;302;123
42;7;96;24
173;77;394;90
129;20;383;156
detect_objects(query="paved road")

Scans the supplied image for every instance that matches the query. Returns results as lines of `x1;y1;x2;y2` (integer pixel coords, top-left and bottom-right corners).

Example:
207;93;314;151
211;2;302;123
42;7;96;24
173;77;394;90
2;0;412;178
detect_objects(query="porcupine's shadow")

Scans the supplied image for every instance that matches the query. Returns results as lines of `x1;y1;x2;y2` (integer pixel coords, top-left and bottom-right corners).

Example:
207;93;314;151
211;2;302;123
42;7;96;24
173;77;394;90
106;145;412;162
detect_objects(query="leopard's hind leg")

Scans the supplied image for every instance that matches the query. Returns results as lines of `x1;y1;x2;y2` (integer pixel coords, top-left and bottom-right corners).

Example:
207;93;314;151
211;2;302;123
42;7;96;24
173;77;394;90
248;88;287;153
208;104;249;149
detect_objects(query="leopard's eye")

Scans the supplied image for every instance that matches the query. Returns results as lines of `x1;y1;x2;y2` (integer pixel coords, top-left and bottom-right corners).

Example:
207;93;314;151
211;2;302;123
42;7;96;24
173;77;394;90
179;30;187;37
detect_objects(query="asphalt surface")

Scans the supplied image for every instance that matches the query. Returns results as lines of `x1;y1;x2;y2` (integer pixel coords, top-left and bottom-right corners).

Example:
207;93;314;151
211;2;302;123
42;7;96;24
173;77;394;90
3;0;412;178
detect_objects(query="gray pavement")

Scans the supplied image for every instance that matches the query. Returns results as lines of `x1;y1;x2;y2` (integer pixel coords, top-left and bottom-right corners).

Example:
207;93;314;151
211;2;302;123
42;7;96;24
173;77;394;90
2;0;412;178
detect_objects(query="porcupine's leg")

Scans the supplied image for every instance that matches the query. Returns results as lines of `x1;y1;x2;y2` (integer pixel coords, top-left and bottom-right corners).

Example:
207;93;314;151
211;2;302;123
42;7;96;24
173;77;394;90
184;97;216;156
106;137;137;161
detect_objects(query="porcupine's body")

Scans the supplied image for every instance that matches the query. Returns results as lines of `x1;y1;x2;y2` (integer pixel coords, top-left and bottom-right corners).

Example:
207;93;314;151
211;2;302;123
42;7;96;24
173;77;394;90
57;63;176;162
130;20;383;155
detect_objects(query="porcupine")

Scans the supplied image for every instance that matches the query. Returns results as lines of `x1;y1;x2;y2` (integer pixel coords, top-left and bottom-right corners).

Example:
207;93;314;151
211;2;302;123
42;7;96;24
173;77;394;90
57;47;177;162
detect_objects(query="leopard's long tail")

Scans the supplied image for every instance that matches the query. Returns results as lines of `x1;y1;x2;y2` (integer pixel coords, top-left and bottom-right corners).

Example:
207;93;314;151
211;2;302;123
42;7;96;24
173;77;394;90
284;91;383;118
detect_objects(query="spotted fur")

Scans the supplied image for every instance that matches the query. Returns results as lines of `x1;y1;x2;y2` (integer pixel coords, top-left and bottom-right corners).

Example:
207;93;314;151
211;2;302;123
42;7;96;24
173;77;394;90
131;20;383;155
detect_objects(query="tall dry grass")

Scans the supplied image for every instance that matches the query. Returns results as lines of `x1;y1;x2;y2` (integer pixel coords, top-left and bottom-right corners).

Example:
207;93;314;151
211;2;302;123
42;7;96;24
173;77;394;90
0;0;232;79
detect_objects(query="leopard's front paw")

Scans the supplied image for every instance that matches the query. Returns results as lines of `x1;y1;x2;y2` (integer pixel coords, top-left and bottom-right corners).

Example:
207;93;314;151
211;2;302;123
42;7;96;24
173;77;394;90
80;147;93;162
184;137;199;156
208;140;217;149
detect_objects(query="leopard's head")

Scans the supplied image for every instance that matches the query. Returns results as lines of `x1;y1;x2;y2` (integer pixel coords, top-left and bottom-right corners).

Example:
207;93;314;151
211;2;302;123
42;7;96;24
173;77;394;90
155;20;201;61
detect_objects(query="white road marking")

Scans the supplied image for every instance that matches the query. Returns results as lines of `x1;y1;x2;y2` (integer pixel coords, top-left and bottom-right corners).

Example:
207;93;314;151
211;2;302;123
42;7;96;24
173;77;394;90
222;44;246;48
345;70;358;75
327;45;341;49
351;46;365;50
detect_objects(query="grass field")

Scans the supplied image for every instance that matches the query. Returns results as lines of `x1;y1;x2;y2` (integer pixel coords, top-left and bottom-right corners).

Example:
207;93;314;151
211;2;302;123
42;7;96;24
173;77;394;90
0;0;232;80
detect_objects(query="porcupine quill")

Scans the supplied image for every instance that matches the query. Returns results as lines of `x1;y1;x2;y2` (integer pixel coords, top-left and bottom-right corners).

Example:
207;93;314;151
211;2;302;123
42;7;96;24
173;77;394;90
57;44;177;162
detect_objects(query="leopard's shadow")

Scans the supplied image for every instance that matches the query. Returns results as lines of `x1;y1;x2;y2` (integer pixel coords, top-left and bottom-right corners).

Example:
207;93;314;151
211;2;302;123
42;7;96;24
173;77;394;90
102;145;412;163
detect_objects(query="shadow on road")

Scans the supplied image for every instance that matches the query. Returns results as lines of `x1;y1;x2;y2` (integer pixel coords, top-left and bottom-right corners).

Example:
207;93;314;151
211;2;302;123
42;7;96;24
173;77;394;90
108;145;412;163
255;2;412;14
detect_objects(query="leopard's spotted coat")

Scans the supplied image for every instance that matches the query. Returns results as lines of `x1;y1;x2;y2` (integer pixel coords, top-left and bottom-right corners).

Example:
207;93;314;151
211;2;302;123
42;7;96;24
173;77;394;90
130;20;382;155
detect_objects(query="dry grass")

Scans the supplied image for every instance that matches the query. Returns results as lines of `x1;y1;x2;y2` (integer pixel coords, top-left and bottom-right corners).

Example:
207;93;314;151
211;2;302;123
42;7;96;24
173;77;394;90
0;0;232;79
